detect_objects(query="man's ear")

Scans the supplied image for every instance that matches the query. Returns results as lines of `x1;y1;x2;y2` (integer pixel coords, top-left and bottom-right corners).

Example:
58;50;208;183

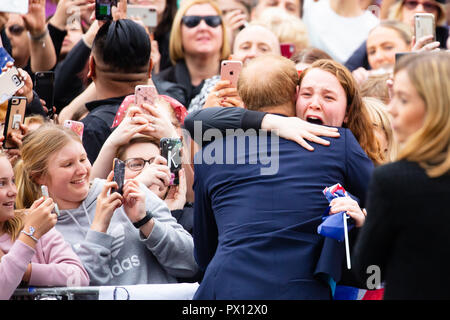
87;55;96;80
148;58;154;79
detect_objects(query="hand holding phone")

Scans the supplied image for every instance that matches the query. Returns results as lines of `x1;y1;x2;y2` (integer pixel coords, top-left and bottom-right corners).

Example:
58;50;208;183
220;60;243;88
2;97;26;149
160;138;182;185
112;158;126;195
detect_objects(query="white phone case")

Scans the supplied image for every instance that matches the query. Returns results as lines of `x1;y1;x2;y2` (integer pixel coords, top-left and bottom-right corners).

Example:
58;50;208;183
127;6;157;28
0;0;28;14
0;66;25;104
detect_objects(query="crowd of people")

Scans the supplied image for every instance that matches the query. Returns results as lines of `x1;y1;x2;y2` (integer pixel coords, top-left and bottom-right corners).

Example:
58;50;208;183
0;0;449;301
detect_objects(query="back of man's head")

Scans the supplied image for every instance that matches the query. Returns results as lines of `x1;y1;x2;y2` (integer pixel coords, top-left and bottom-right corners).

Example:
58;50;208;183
92;19;151;74
237;54;298;112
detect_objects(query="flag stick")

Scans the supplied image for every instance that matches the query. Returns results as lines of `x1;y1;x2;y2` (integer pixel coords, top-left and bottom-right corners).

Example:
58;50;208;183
343;213;351;269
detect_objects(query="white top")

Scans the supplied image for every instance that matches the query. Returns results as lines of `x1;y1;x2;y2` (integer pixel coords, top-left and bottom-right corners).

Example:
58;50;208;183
303;0;379;64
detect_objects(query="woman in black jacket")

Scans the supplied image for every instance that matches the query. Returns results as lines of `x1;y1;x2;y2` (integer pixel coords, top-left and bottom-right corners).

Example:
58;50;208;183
154;0;230;109
353;51;450;299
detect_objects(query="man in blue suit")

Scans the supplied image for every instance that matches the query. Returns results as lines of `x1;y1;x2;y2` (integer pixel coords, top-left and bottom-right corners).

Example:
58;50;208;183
192;55;374;300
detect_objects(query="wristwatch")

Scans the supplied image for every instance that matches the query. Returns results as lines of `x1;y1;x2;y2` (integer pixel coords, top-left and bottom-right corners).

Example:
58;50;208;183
21;226;39;242
133;211;153;228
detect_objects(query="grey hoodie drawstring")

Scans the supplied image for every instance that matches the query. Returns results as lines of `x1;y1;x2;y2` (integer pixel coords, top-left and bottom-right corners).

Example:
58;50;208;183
64;202;92;236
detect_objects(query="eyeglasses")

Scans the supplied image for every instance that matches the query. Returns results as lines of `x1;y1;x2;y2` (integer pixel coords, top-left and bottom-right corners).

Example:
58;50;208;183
8;24;26;36
125;157;155;171
403;0;439;12
181;15;222;28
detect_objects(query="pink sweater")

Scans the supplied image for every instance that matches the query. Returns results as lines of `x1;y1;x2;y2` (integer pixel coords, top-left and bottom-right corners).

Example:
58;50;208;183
0;227;90;300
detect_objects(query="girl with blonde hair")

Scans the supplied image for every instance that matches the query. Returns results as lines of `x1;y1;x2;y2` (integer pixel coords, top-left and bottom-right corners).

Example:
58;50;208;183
14;124;197;286
0;151;89;300
363;96;398;163
353;51;450;299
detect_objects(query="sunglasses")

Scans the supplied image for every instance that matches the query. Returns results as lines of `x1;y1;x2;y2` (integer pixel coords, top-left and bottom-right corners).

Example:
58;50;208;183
181;15;222;28
8;24;26;36
403;0;439;12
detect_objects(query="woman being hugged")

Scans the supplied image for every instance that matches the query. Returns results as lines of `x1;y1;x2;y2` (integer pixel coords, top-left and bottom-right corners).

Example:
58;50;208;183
353;51;450;299
15;124;198;286
0;152;89;300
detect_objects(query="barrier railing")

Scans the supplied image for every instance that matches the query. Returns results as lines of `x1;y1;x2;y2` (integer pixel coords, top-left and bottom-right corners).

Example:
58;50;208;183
11;283;199;300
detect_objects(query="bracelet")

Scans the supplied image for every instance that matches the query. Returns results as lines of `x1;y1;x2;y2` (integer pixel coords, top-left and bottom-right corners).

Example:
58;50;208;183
133;211;153;228
20;226;39;242
29;26;49;41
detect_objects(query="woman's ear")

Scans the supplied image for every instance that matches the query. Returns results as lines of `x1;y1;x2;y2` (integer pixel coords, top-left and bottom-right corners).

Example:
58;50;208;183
33;173;46;187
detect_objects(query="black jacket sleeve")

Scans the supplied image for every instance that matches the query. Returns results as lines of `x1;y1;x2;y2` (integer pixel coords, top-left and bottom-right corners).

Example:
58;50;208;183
183;107;267;145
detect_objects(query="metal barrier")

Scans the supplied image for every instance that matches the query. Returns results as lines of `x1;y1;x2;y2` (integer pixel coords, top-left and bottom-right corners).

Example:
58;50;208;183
12;283;199;300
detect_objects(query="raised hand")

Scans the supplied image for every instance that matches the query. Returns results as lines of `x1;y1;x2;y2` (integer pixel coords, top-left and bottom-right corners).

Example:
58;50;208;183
261;114;340;151
164;169;187;211
91;171;123;233
22;0;47;36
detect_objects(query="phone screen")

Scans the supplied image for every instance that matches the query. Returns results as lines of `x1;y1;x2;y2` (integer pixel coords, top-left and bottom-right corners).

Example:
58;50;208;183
3;97;26;149
96;0;116;20
112;158;125;194
34;71;55;118
160;138;182;185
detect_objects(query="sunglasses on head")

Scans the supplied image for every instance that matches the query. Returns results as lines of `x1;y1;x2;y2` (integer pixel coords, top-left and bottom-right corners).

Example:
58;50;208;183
181;15;222;28
403;0;439;12
8;24;26;36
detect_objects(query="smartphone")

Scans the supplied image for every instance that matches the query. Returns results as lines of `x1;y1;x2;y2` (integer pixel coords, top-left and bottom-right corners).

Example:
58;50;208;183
127;5;157;28
0;66;25;104
160;138;182;185
395;52;415;65
95;0;116;20
280;43;295;59
0;0;28;14
0;48;15;72
112;158;125;195
34;71;55;118
135;85;158;106
220;60;243;88
2;97;26;149
414;13;436;42
41;185;60;216
63;120;85;139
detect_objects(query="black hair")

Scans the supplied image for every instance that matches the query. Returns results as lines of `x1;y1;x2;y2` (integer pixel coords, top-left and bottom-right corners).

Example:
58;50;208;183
154;0;177;39
92;19;151;73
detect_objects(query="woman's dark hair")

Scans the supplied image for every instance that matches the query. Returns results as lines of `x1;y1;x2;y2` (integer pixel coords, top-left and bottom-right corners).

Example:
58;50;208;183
92;19;151;73
154;0;178;39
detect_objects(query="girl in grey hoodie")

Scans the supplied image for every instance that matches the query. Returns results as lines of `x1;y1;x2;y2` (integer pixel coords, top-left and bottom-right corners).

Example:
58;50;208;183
15;124;198;286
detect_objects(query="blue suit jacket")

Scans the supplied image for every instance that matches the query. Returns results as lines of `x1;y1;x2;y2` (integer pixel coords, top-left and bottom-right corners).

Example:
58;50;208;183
193;128;374;300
